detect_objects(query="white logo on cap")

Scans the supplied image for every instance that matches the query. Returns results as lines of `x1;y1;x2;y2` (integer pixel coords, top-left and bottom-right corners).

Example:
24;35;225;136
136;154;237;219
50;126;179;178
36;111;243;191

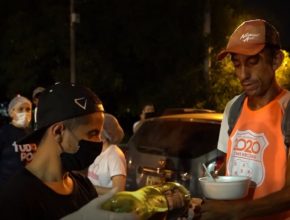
240;33;260;42
74;97;87;110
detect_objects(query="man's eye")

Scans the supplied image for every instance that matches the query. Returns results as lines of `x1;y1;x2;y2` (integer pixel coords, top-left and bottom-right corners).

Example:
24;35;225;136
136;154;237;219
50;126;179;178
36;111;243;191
232;61;240;68
248;56;259;65
88;131;100;139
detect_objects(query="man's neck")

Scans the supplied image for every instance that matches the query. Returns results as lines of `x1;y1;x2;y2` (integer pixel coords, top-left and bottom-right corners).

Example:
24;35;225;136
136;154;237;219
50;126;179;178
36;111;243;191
26;144;74;194
247;85;283;110
26;143;64;182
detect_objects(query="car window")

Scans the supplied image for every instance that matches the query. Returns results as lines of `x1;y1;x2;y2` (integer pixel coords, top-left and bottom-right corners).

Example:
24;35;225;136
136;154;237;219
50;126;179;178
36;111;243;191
128;119;221;158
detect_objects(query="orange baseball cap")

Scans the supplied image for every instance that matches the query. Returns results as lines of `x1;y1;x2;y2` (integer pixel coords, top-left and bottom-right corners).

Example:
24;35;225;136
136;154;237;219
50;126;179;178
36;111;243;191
217;19;281;60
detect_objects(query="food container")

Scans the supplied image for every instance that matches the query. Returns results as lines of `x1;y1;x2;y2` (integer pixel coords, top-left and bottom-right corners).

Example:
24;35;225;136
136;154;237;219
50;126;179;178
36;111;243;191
198;176;251;200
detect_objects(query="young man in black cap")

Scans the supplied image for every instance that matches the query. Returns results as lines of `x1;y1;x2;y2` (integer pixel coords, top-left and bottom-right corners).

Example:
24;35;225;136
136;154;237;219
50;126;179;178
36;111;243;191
0;82;137;220
199;19;290;219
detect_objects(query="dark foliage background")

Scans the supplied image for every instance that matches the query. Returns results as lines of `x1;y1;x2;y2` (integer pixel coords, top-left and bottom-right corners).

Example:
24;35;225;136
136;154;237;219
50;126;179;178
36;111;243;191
0;0;288;137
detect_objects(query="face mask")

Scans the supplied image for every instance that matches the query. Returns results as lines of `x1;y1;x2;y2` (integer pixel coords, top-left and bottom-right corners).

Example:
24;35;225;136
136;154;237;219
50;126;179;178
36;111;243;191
12;112;31;128
60;140;103;171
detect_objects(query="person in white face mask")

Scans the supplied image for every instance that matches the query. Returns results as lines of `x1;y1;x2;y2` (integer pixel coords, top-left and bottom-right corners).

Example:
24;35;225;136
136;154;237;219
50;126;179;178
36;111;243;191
0;95;36;186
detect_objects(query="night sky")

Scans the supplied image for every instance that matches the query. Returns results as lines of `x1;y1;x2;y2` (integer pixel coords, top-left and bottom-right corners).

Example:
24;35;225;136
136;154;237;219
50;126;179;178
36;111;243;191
243;0;290;50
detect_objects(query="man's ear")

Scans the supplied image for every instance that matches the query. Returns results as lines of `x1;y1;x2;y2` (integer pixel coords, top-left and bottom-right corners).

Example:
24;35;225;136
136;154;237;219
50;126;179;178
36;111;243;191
273;50;284;71
51;123;65;142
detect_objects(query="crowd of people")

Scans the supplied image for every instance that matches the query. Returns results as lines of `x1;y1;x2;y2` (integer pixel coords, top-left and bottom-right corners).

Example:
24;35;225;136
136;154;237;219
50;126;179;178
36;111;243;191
0;18;290;220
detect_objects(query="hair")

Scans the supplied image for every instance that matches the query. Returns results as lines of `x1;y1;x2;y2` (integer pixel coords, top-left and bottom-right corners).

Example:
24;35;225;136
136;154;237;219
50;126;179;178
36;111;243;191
62;114;91;130
34;114;91;145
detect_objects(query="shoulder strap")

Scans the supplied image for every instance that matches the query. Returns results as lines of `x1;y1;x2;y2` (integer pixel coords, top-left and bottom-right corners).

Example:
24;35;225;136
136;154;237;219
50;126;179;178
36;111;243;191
227;93;246;135
227;91;290;147
282;100;290;147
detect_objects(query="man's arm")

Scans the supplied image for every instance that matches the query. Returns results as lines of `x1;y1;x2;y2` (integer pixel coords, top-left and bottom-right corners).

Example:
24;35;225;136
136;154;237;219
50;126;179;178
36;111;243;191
235;149;290;219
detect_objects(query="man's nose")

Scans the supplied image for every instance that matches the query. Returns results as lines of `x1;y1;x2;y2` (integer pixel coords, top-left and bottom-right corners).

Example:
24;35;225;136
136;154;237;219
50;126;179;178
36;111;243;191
92;135;102;142
237;65;250;81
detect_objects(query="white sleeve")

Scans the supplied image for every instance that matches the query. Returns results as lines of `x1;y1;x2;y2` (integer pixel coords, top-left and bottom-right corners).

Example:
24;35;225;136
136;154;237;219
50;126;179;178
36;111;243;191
217;96;240;153
109;146;127;177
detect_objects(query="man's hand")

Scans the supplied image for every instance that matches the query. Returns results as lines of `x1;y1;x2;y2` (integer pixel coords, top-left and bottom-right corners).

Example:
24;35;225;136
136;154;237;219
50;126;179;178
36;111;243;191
199;199;242;220
61;188;139;220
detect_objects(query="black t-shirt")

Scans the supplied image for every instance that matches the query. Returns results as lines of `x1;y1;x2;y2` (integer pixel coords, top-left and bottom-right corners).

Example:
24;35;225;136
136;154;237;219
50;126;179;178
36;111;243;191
0;168;98;219
0;124;36;186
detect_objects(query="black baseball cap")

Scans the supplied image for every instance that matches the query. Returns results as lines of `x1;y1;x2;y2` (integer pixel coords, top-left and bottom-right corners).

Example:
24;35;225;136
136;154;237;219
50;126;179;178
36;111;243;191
17;82;104;144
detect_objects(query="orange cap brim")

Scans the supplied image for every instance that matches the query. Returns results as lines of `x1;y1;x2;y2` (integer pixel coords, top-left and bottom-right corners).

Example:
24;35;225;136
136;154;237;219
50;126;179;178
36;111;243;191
217;44;265;60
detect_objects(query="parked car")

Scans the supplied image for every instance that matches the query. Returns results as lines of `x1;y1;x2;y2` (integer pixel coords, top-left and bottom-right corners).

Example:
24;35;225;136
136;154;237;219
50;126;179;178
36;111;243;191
124;109;224;197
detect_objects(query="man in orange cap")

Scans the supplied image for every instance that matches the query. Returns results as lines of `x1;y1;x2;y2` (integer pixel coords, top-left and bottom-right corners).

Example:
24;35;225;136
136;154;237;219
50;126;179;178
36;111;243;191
200;19;290;219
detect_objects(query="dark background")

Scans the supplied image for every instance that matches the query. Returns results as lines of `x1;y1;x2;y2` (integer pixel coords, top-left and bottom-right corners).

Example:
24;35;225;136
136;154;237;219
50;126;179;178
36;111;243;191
0;0;288;137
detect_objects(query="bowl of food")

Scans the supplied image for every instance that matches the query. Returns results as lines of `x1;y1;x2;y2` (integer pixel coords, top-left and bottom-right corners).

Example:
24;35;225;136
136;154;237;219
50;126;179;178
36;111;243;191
198;176;251;200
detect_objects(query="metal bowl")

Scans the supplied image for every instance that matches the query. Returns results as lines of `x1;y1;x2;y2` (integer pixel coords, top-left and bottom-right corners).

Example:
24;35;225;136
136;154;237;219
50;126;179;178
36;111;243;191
199;176;251;200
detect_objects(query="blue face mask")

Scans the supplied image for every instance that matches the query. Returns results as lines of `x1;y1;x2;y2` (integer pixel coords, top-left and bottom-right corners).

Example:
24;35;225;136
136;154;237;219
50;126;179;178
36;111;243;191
61;140;102;171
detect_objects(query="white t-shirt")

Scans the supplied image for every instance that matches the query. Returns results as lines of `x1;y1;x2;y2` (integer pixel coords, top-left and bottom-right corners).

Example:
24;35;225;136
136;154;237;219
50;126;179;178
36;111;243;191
217;95;240;153
87;145;127;188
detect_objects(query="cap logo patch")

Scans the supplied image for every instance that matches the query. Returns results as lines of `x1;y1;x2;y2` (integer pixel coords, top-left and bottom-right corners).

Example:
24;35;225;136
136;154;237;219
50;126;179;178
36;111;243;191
240;33;260;42
74;97;87;110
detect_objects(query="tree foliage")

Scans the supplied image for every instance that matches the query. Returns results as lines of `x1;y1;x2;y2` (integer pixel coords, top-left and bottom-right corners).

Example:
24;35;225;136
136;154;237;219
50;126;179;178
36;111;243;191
0;1;238;103
276;50;290;89
209;50;290;112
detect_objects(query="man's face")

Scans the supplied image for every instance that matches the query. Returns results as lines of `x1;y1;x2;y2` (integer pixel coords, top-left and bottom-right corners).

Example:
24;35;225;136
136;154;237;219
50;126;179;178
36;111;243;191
65;112;104;153
231;50;276;97
11;102;32;120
